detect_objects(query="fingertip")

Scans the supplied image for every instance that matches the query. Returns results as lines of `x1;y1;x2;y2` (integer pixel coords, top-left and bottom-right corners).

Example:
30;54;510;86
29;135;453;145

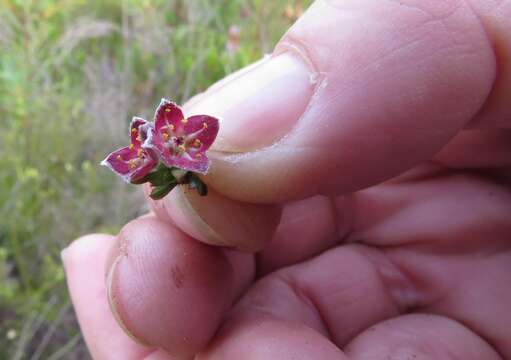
62;233;114;268
63;234;151;359
107;217;242;357
199;318;346;360
345;314;501;360
150;186;281;252
63;233;119;285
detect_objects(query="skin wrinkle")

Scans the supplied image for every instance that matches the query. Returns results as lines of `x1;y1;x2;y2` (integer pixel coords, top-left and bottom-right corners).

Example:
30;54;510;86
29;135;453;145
296;246;400;347
291;288;336;344
317;0;482;80
344;314;504;359
339;166;510;357
230;275;330;339
383;249;509;358
386;0;461;21
273;272;333;339
360;247;422;314
329;195;352;242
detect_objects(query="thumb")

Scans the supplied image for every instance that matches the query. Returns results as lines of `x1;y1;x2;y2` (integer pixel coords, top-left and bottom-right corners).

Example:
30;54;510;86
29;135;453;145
186;0;499;203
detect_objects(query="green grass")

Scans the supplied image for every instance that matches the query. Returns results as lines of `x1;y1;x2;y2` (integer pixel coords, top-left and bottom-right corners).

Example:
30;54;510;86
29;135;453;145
0;0;310;358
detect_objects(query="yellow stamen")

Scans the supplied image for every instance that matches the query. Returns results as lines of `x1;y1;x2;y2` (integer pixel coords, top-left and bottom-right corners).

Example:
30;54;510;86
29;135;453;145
165;108;171;112
193;139;202;147
129;143;134;150
131;128;137;133
128;159;137;169
167;124;175;131
178;145;186;153
137;148;143;157
162;133;170;141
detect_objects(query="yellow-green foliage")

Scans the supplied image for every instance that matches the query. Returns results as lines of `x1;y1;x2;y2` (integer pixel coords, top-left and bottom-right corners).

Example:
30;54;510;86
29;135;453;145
0;0;310;357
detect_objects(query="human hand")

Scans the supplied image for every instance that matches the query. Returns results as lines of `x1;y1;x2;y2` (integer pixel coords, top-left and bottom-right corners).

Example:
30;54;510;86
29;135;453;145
62;1;511;359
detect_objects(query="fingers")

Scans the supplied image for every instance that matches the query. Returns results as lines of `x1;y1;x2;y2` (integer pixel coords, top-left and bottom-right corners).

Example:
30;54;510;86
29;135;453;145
105;216;254;358
197;249;355;359
197;244;490;359
432;129;511;168
257;195;344;275
197;243;505;360
198;318;346;360
465;0;511;129
345;314;501;360
185;0;502;203
62;234;152;360
349;172;511;357
147;185;281;251
201;244;411;357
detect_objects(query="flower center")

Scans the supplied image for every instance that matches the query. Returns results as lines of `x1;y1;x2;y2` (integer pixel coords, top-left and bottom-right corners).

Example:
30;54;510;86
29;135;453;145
173;136;185;146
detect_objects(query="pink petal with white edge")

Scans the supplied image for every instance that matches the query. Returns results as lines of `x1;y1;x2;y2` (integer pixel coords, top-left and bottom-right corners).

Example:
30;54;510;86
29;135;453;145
144;126;212;174
172;153;211;174
142;99;219;174
143;126;170;164
101;146;157;183
154;99;185;132
184;115;220;150
130;117;150;146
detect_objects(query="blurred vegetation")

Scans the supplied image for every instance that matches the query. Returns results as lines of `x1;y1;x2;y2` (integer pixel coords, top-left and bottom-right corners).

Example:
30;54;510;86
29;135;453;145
0;0;310;358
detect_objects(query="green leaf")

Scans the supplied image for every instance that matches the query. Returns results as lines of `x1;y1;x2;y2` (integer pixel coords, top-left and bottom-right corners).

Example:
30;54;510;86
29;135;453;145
149;182;177;200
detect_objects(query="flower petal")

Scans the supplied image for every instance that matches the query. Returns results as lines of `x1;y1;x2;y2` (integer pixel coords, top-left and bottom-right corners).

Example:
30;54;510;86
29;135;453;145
101;146;158;183
172;153;211;174
154;99;185;132
184;115;220;151
144;127;211;173
130;117;150;147
142;101;219;175
143;126;172;165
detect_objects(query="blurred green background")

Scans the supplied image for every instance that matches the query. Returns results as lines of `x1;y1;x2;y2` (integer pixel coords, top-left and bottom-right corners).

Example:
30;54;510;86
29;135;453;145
0;0;310;358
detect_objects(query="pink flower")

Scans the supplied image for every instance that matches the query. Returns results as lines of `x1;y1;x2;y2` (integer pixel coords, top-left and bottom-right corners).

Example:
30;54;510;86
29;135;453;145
144;99;219;174
101;117;158;183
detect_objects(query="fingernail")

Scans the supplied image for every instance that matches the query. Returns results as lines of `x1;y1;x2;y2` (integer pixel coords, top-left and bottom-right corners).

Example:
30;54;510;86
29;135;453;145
106;256;150;346
187;52;316;152
163;187;226;247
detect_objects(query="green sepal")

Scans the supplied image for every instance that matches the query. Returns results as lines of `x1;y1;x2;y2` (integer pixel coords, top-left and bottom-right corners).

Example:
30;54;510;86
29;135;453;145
149;182;177;200
133;164;208;198
131;164;176;186
148;169;176;186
